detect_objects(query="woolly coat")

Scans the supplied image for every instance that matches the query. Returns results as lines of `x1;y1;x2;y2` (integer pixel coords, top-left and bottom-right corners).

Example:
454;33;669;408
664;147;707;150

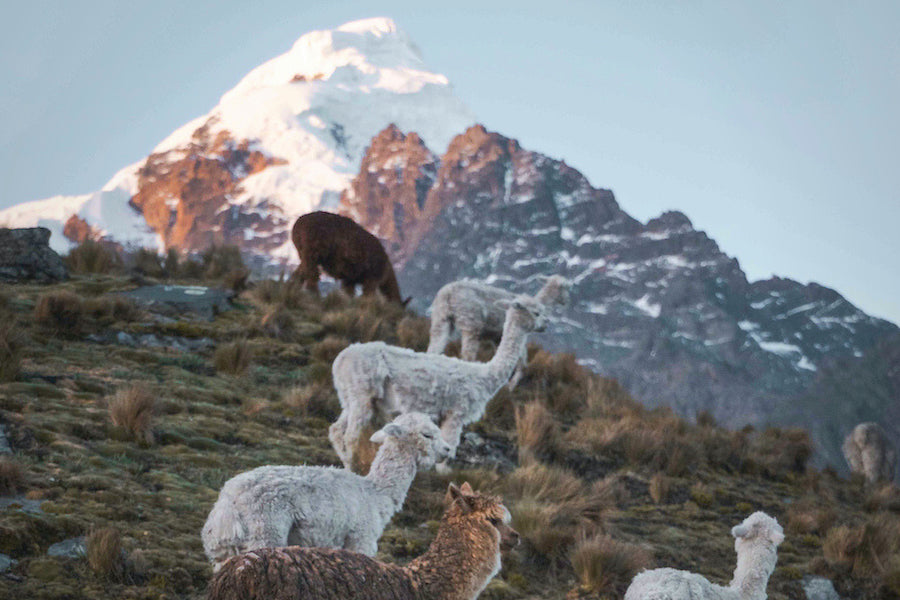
202;413;448;570
625;512;783;600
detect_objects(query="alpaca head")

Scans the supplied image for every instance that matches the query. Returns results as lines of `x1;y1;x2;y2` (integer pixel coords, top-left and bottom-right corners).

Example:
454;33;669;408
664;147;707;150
731;511;784;561
370;412;451;469
507;295;547;333
540;275;572;307
445;482;520;552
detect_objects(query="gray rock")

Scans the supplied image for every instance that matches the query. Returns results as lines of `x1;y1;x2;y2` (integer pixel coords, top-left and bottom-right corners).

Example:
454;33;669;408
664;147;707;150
802;576;842;600
116;331;136;346
47;536;86;558
0;227;68;283
0;553;16;573
120;285;233;320
0;496;43;514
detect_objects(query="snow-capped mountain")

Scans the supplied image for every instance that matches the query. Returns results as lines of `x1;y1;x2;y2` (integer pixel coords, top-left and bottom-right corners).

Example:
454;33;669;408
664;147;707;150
0;18;474;259
341;123;899;472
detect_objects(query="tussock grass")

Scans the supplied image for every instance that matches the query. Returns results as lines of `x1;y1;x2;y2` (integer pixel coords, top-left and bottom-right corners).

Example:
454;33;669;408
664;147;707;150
109;385;155;445
129;248;165;278
570;533;651;597
786;498;837;535
283;382;339;422
66;240;123;274
515;401;559;465
0;458;24;495
648;472;670;505
83;295;141;324
86;527;125;581
214;340;253;375
259;305;295;340
0;318;25;382
34;290;84;335
397;315;430;351
310;335;350;364
823;514;900;578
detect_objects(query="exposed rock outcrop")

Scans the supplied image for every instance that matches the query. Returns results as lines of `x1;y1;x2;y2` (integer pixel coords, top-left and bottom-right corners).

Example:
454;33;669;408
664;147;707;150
0;227;68;283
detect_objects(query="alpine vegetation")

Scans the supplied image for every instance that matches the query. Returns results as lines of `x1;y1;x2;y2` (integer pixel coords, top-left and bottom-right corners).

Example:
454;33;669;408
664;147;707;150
625;512;784;600
207;483;519;600
329;296;546;469
426;275;571;389
201;412;450;572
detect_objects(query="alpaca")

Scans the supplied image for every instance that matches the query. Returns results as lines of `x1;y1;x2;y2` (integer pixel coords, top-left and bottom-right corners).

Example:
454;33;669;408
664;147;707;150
202;412;450;572
625;512;784;600
291;211;410;306
329;296;546;470
426;275;571;390
842;422;898;484
207;482;519;600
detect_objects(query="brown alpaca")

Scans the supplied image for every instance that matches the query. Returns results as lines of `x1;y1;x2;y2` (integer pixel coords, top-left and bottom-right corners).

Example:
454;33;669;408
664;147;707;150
207;482;518;600
291;211;410;305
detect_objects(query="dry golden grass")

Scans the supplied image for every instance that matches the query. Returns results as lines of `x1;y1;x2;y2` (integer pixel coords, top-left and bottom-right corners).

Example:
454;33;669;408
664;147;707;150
109;385;155;445
570;533;651;596
83;296;141;324
515;400;560;464
746;427;812;475
283;382;340;422
786;498;837;535
310;335;350;364
86;527;125;581
214;340;253;375
823;514;900;578
34;290;84;335
524;350;590;418
0;458;24;495
0;318;25;382
259;305;295;340
397;315;430;351
503;463;613;564
66;240;123;274
649;472;671;505
865;484;900;513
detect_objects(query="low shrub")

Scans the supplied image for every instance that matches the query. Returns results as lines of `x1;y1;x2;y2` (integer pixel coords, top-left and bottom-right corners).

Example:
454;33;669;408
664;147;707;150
283;382;340;421
649;472;671;504
823;514;900;578
310;335;350;364
84;296;141;324
786;498;837;535
201;245;245;280
129;248;165;277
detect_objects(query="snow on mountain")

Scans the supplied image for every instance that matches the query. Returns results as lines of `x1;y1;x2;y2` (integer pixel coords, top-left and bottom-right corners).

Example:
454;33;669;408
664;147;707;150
0;17;475;257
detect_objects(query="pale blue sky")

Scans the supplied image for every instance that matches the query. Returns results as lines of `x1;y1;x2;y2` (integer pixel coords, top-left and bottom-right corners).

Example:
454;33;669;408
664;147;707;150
1;1;897;323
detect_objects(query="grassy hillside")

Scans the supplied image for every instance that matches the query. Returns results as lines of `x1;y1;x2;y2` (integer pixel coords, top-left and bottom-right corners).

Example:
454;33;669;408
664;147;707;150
0;247;898;599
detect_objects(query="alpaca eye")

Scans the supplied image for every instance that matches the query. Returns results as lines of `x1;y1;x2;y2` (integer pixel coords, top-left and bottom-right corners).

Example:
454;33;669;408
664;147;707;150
423;432;434;439
488;517;501;527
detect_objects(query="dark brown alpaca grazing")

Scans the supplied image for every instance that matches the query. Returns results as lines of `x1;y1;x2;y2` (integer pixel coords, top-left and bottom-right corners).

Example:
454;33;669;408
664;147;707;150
291;211;410;305
207;483;519;600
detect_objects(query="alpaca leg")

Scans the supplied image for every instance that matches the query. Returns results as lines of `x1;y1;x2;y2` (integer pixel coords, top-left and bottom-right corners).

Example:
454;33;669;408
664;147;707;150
339;406;374;471
299;251;320;293
361;278;379;297
329;412;351;466
435;413;465;474
460;330;480;361
507;345;527;391
427;317;451;354
341;280;356;297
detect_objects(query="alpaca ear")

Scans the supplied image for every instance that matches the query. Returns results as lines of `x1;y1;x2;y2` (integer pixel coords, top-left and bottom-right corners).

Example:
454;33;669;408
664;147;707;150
402;296;412;308
447;483;463;502
460;482;474;495
371;423;405;443
512;300;525;310
732;524;750;538
770;527;785;545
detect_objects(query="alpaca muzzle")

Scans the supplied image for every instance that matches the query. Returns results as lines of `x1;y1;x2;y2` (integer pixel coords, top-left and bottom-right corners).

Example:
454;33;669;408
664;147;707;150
499;525;520;552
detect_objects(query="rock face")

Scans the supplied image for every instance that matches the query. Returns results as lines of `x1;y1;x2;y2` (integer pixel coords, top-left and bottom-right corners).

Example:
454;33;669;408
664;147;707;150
842;422;898;484
339;124;899;470
0;227;68;283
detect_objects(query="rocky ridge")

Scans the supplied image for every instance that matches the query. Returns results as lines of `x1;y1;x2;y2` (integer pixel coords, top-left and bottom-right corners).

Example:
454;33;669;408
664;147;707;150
339;124;898;472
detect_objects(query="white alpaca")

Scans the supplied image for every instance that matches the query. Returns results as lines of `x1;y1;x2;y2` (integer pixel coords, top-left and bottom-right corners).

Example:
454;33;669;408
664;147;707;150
426;275;570;390
201;412;451;572
625;512;784;600
330;296;546;470
842;422;897;484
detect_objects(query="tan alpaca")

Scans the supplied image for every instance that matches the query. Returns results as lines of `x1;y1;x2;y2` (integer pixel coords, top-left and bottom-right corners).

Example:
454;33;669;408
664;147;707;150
207;482;519;600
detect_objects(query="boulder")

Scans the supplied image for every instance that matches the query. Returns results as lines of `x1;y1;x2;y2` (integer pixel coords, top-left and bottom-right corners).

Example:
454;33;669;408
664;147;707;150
0;227;68;283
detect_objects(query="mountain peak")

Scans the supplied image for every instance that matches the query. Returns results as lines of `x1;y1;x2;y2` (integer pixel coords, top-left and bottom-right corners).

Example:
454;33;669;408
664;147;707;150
335;17;400;36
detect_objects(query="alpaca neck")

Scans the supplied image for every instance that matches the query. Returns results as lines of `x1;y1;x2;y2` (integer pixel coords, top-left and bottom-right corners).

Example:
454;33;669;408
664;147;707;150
365;442;418;520
406;519;499;600
729;546;773;600
379;262;403;303
486;312;527;386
